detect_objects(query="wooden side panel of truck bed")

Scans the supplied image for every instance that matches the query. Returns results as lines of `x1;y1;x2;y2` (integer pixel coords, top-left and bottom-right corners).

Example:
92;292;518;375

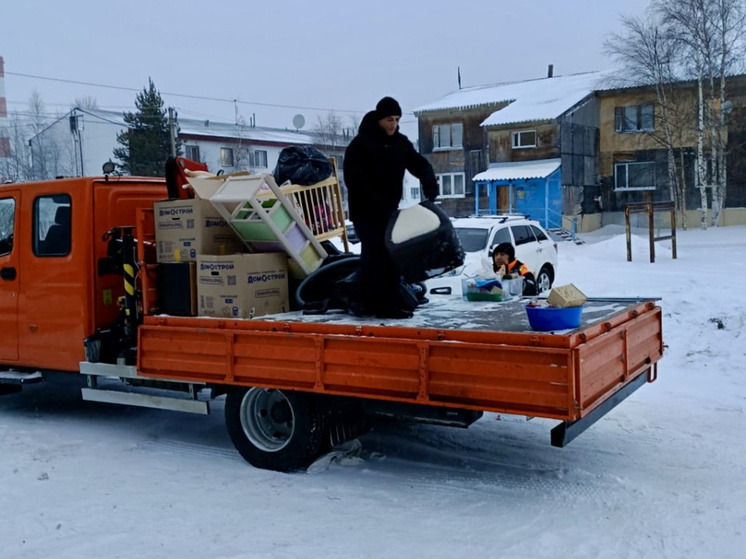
137;299;663;422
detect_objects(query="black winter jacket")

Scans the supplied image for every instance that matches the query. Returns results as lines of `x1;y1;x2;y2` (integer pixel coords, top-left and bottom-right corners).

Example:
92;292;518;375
343;111;438;223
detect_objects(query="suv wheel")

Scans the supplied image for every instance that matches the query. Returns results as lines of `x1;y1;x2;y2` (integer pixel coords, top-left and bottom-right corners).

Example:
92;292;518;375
536;266;553;293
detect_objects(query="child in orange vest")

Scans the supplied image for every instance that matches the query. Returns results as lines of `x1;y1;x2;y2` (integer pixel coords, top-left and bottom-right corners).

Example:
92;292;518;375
491;242;537;296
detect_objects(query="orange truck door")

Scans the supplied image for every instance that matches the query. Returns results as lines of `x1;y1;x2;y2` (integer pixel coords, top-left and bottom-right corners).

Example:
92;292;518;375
18;191;89;371
0;190;20;362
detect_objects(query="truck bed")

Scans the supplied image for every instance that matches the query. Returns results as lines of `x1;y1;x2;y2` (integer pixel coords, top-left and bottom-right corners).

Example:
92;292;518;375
137;297;662;423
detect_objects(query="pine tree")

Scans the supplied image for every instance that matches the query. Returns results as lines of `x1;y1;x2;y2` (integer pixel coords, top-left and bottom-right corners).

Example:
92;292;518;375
113;78;180;176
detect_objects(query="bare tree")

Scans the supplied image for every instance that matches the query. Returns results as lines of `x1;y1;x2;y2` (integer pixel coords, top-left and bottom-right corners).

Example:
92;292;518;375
0;112;33;182
229;115;250;171
604;15;696;228
313;111;344;152
25;91;52;179
345;115;360;142
654;0;746;227
711;0;746;224
27;91;48;136
606;0;746;229
73;96;99;110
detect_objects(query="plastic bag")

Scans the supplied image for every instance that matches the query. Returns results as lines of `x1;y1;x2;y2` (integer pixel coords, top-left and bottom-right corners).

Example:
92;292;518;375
273;146;333;186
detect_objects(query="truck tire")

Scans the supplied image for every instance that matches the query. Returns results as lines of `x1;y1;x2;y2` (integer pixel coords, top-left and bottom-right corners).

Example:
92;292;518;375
225;387;327;472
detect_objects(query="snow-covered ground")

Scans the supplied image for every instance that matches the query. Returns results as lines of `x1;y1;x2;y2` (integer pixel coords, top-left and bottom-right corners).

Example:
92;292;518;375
1;225;744;559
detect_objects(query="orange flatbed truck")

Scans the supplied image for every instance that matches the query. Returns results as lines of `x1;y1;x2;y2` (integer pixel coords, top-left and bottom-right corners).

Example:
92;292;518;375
0;174;663;472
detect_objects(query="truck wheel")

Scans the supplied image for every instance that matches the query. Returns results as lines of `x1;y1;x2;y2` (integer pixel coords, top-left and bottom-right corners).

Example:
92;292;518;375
225;387;327;472
536;266;553;294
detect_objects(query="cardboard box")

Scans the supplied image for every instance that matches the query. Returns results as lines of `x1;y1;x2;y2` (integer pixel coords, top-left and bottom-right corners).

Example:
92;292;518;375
154;199;244;263
547;283;587;308
197;253;289;319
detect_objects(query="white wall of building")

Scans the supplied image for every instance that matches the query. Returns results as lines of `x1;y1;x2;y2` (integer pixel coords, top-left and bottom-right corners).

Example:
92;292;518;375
182;139;282;175
77;113;122;175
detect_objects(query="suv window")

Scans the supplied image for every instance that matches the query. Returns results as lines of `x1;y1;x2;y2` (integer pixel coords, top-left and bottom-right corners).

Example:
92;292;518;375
455;228;490;252
531;225;548;242
489;227;511;251
511;225;535;246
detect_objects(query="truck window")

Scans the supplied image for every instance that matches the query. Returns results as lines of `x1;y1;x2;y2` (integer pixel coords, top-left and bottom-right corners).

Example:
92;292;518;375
34;194;72;257
0;197;14;256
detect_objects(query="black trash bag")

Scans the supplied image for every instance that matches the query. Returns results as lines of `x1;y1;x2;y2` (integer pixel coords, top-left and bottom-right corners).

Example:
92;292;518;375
273;146;333;186
385;201;465;283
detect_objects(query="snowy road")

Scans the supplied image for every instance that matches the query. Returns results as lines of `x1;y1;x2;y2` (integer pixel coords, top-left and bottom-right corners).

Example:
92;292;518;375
1;226;745;558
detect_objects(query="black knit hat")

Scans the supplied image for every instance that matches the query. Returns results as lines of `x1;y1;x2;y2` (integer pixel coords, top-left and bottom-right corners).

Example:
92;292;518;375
493;242;515;261
376;96;402;118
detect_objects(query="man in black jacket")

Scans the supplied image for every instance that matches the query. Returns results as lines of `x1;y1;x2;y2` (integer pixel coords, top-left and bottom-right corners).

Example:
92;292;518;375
342;96;439;318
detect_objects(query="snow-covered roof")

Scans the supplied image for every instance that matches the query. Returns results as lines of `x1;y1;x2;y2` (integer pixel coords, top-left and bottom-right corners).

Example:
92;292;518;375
472;158;561;182
415;72;608;127
77;108;319;145
178;118;316;145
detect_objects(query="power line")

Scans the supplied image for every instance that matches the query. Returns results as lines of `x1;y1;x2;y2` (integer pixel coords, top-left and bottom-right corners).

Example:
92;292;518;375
5;70;367;115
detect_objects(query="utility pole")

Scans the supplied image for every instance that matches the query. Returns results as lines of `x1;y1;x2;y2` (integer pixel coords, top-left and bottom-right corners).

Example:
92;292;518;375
168;107;177;157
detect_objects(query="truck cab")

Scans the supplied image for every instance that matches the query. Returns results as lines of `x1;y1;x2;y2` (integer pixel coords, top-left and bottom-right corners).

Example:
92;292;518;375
0;176;166;372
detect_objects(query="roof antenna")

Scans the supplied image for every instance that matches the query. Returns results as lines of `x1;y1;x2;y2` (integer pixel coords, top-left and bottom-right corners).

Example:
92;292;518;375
458;66;462;89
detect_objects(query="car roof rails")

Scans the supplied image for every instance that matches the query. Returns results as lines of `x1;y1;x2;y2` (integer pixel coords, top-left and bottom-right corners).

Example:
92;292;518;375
464;213;530;223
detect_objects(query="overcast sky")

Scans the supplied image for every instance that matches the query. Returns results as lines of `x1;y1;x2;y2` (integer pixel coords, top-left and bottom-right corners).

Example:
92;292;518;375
2;0;652;136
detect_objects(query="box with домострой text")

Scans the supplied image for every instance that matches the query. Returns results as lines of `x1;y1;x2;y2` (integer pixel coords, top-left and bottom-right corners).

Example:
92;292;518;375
196;252;289;319
154;199;244;263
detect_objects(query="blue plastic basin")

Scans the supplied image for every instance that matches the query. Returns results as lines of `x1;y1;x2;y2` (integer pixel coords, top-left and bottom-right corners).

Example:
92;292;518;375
525;305;583;331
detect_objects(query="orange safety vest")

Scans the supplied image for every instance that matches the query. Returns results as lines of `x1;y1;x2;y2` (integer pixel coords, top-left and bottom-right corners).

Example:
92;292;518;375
507;259;531;277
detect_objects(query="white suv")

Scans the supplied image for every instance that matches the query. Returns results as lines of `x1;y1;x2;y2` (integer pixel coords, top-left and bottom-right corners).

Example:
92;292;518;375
426;215;558;296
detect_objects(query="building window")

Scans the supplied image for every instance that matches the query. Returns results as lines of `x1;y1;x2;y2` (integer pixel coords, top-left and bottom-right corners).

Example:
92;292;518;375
34;194;71;257
433;123;463;149
615;104;655;133
615;161;656;190
410;187;421;201
512;130;536;149
185;145;200;162
249;150;268;168
220;147;234;167
437;172;465;198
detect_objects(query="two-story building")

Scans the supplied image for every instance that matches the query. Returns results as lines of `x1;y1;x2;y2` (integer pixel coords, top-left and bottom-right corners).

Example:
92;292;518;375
595;76;746;230
414;70;603;228
416;69;746;231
